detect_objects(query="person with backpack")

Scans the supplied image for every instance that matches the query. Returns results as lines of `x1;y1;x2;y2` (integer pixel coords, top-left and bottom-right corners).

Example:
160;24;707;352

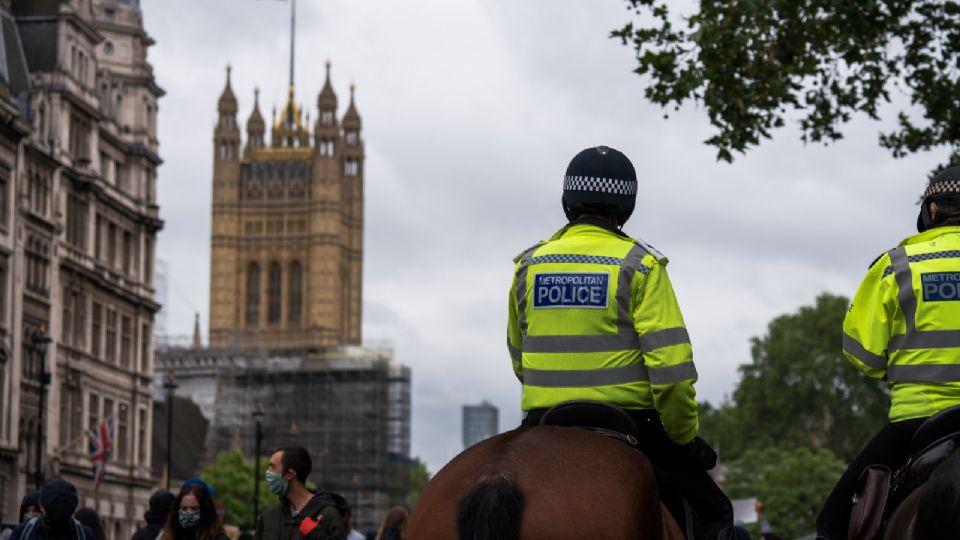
254;447;345;540
9;479;95;540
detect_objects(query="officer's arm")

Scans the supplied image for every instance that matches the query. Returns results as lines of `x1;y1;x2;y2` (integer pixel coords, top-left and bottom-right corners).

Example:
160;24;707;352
507;269;524;382
312;507;346;540
843;255;896;380
633;258;698;445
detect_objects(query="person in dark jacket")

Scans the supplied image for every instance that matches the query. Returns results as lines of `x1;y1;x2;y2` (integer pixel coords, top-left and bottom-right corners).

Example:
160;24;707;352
131;492;174;540
254;447;344;540
9;479;95;540
18;493;41;524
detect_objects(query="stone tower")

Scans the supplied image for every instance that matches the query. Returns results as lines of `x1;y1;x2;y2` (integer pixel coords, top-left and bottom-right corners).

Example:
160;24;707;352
208;62;364;349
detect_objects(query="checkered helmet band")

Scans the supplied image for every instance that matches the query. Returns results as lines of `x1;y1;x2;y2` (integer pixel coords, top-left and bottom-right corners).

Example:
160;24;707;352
924;179;960;199
563;175;637;196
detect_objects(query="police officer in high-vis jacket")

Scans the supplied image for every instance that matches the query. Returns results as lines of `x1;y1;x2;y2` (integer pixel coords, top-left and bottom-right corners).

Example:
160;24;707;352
816;166;960;539
507;146;734;540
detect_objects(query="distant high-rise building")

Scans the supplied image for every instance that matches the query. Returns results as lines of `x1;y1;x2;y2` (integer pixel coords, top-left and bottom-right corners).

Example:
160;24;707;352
463;401;499;448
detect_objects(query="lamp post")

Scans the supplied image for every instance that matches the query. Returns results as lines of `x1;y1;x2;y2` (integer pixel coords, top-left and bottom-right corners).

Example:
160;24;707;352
252;401;264;526
32;325;51;490
162;370;178;489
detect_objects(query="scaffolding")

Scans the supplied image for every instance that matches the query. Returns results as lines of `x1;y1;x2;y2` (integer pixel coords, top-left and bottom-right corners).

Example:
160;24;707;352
156;346;411;531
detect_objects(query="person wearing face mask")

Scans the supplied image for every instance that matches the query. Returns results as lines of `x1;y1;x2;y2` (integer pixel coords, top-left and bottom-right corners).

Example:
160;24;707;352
161;484;228;540
9;479;95;540
18;492;41;524
255;447;345;540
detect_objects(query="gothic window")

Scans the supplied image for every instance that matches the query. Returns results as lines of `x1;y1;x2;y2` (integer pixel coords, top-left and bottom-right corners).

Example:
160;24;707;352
346;131;358;146
246;263;260;326
268;262;281;324
321;110;334;125
345;159;359;176
289;262;302;325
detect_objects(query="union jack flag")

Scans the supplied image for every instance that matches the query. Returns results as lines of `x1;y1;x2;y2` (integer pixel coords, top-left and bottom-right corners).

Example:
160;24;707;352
88;418;113;491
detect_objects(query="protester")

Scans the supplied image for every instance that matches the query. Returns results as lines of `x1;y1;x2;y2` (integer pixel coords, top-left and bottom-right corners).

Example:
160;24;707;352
18;493;41;524
9;479;95;540
161;484;227;540
131;491;174;540
254;447;344;540
372;508;406;540
73;509;106;540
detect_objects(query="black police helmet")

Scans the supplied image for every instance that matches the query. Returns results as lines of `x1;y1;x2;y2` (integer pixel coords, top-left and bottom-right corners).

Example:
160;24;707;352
562;146;637;226
918;165;960;232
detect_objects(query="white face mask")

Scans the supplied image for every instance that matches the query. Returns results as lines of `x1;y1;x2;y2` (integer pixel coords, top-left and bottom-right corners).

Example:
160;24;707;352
22;512;41;522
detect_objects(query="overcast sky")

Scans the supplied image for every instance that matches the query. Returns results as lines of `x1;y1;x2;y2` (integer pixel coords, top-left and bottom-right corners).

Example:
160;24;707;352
142;0;948;474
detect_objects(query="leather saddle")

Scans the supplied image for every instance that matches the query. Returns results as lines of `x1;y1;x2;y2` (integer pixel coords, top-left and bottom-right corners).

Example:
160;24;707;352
539;400;640;447
890;405;960;505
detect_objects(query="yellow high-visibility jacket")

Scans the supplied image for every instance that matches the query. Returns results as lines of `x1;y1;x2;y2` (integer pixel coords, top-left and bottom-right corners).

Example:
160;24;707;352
844;226;960;422
507;221;699;444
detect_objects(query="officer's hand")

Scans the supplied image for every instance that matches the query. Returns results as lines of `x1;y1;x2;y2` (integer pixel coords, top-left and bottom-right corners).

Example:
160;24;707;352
682;436;718;470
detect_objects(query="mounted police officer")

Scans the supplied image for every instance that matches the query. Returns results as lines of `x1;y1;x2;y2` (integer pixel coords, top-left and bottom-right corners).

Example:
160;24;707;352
817;166;960;539
507;146;735;540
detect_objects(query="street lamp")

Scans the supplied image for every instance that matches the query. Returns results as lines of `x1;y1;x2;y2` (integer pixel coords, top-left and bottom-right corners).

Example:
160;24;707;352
162;370;178;489
252;401;264;526
32;325;51;490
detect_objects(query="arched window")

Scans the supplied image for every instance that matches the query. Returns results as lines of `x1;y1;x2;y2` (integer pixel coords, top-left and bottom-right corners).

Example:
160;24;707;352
245;263;260;326
289;262;302;324
267;262;281;324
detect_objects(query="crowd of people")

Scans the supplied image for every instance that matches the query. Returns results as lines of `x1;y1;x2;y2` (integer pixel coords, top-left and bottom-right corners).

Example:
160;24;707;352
2;447;407;540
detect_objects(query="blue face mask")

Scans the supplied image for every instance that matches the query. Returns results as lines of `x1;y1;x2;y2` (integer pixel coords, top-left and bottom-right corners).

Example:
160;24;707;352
178;510;201;529
265;470;289;496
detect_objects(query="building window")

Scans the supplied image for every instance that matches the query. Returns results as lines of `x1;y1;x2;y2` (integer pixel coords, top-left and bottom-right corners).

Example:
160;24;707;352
345;159;359;176
62;288;75;344
59;383;82;449
345;131;358;146
140;323;150;373
91;302;102;358
69;115;91;163
122;231;132;274
267;262;281;324
245;263;260;326
289;261;302;325
27;165;50;217
137;407;147;465
0;259;7;325
87;393;100;431
0;164;9;228
120;315;131;369
25;237;49;296
105;309;117;363
66;194;89;250
117;403;128;463
321;110;334;125
144;238;153;284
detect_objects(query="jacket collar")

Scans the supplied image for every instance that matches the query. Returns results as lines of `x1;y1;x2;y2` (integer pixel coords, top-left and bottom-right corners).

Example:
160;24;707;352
551;217;628;241
899;226;960;247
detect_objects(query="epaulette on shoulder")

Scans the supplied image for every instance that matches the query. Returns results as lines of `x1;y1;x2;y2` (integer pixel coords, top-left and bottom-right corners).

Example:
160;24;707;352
633;237;668;263
513;241;545;263
868;248;896;271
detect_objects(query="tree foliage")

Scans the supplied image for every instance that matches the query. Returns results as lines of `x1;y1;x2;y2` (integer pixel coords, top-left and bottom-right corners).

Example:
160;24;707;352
200;448;274;528
612;1;960;168
736;293;890;461
724;447;846;540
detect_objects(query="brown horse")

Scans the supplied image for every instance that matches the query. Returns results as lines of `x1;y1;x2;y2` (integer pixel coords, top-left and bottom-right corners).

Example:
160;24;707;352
407;425;684;540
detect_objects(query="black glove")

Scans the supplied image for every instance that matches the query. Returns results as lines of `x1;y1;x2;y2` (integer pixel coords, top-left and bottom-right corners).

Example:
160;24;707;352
682;436;718;470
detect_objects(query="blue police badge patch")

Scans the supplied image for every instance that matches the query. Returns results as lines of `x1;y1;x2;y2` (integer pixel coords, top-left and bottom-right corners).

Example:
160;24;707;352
921;272;960;301
533;273;609;308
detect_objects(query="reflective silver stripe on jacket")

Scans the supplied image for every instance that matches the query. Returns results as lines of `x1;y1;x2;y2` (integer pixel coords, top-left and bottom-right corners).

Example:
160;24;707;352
523;333;641;353
843;332;887;370
647;362;698;385
507;339;522;363
887;364;960;383
524;364;650;387
638;327;690;352
515;248;537;336
889;330;960;352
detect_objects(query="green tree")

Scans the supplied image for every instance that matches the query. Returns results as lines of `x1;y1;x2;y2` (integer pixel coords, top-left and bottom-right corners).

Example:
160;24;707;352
405;457;431;509
612;1;960;169
697;401;747;463
732;293;889;462
723;446;846;540
200;448;273;528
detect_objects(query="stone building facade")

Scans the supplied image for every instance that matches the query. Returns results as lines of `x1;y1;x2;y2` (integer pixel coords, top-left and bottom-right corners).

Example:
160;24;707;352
208;64;364;350
0;0;162;535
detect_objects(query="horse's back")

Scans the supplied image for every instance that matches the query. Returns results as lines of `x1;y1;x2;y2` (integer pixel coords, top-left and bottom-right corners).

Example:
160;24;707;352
409;425;677;540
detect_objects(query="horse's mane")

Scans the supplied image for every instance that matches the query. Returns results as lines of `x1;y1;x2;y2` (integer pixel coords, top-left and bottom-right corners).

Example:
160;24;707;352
456;473;524;540
915;447;960;538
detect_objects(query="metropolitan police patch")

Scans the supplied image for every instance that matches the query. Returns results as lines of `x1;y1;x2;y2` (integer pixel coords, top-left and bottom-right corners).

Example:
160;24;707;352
533;273;609;308
921;272;960;301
